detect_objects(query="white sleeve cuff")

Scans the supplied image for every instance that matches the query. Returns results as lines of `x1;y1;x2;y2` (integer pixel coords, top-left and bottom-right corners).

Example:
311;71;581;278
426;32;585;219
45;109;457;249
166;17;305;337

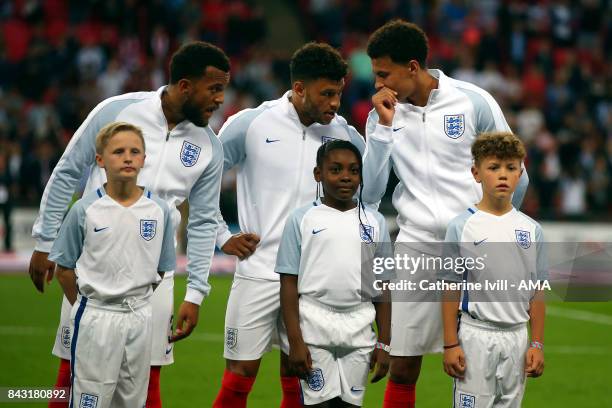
216;229;233;249
184;288;205;306
34;239;53;253
370;123;394;143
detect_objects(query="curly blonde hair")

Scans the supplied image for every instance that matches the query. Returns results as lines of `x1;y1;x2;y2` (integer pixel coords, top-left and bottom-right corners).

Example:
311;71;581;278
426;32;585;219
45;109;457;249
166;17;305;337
472;132;525;166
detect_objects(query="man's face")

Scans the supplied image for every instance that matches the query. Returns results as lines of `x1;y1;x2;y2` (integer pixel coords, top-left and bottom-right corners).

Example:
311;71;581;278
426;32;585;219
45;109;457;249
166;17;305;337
96;131;145;182
299;78;344;125
473;157;523;201
371;56;416;102
182;66;230;127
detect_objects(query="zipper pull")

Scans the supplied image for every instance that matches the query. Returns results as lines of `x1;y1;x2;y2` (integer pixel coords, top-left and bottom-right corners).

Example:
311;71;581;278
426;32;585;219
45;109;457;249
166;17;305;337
422;112;426;122
166;131;170;141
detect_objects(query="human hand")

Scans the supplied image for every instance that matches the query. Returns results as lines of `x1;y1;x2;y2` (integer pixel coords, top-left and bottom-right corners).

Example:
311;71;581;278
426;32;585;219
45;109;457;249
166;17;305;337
169;301;199;342
443;346;466;379
289;340;312;380
370;348;390;383
372;87;398;127
29;251;55;293
221;233;260;260
525;347;544;377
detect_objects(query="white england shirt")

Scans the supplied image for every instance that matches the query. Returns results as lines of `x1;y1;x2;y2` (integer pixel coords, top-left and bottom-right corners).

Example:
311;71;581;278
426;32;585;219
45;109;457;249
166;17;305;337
49;187;176;303
275;202;393;310
439;207;548;326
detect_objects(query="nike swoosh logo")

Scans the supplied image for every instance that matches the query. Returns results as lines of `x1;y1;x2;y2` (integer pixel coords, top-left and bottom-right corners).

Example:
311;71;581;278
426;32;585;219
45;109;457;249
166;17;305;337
350;386;364;392
266;138;280;143
94;227;109;232
393;126;405;132
474;238;487;246
312;228;327;235
165;345;173;355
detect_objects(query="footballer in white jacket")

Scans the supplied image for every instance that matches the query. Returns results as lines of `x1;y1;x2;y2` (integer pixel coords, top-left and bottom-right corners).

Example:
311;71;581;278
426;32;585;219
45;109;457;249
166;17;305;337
28;42;229;406
212;43;367;407
361;21;529;407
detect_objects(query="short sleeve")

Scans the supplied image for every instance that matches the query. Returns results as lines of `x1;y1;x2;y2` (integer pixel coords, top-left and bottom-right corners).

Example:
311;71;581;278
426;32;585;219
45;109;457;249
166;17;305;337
48;202;85;269
535;224;548;281
275;210;303;275
373;213;394;279
157;202;177;272
438;221;464;282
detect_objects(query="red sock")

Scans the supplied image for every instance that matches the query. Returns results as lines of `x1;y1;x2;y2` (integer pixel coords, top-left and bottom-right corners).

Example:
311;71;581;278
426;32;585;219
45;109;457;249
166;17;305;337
49;359;70;408
280;376;302;408
212;370;256;408
383;380;416;408
146;366;162;408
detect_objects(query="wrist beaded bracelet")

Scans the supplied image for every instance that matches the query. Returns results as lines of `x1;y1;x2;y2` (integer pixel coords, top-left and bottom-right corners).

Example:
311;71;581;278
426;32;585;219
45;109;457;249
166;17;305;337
375;342;391;352
530;341;544;350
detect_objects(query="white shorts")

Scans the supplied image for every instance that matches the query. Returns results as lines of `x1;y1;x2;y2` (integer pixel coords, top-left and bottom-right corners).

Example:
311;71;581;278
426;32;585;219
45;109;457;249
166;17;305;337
453;313;528;408
53;272;175;366
223;276;282;360
69;295;152;408
281;297;376;406
390;241;444;356
390;301;443;356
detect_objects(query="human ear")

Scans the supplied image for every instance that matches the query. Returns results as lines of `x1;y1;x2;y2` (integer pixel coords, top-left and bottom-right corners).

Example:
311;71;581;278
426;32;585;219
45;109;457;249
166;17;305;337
95;153;104;169
313;166;322;182
471;165;481;183
292;81;305;97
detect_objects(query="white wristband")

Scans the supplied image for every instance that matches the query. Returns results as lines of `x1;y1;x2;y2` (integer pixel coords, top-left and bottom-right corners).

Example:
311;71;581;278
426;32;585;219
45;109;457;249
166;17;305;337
375;342;391;353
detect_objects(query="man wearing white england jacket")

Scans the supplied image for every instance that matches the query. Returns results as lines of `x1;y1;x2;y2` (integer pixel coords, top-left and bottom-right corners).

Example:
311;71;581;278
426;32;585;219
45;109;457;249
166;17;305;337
361;20;529;408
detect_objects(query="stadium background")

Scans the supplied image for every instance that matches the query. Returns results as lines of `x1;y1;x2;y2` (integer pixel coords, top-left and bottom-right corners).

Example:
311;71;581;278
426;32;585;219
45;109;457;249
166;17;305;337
0;0;610;407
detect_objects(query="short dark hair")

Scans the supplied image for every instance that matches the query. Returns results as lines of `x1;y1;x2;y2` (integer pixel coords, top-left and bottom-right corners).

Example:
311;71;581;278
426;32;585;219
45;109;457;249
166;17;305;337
472;132;526;166
367;20;429;66
290;42;348;83
169;41;230;84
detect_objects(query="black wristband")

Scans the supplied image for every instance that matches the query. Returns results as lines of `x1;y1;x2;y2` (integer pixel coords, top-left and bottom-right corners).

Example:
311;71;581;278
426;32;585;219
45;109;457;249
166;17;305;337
443;343;460;350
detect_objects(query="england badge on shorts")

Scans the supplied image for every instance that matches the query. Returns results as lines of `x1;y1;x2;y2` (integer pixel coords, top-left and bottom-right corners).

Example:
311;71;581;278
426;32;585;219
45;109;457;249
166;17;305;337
180;141;201;167
61;326;71;348
515;229;531;249
140;220;157;241
79;393;98;408
307;368;325;391
459;393;475;408
444;114;465;139
226;327;238;349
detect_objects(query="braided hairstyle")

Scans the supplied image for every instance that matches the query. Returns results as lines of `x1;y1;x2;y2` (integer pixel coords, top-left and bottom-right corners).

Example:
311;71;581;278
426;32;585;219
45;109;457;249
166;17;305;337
315;140;374;243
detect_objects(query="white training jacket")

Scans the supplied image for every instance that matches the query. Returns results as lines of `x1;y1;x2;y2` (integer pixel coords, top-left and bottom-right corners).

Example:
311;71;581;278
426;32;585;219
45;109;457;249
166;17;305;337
216;91;366;281
362;69;529;242
32;87;223;305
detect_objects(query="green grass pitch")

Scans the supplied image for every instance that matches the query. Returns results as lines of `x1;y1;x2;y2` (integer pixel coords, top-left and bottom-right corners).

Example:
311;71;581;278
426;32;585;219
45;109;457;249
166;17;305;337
1;274;611;407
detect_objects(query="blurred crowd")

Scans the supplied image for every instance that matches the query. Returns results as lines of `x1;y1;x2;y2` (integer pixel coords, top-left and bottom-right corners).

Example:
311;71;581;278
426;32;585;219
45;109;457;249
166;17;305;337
0;0;609;250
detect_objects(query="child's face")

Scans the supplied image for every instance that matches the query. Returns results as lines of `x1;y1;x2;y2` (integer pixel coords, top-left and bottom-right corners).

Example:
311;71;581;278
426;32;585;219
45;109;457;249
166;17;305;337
472;156;522;201
96;131;145;182
314;149;361;203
